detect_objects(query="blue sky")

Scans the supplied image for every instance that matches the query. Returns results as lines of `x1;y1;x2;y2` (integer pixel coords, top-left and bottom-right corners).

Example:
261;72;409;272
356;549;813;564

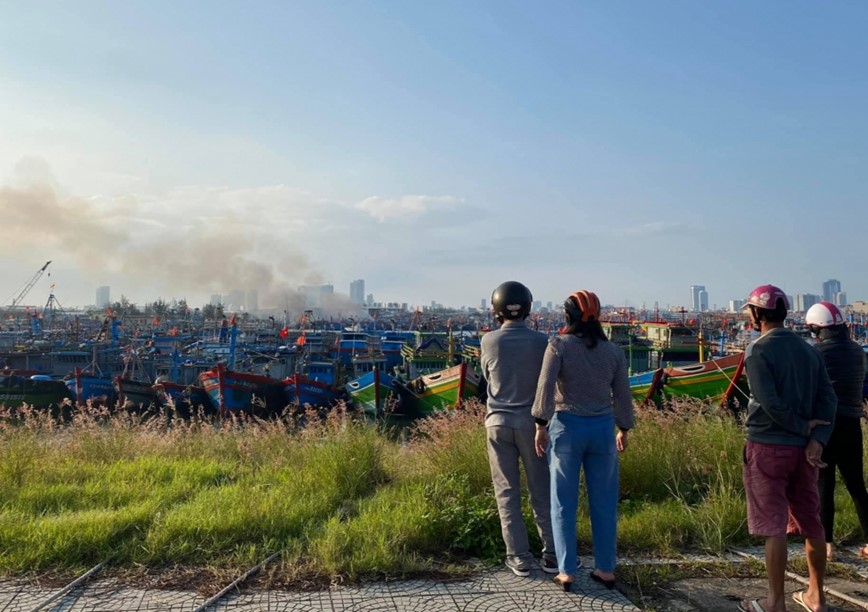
1;1;866;312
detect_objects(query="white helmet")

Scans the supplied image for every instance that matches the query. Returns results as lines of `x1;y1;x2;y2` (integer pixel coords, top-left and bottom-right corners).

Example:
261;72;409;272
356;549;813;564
805;302;845;328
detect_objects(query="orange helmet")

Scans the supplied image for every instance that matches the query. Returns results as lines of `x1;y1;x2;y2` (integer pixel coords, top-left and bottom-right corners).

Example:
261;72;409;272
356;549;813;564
565;290;601;323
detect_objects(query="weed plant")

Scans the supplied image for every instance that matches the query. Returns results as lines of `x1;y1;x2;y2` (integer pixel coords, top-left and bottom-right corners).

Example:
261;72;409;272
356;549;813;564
2;397;866;581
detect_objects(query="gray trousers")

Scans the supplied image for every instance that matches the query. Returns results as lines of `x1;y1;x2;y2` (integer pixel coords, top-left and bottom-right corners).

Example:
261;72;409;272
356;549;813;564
486;425;556;563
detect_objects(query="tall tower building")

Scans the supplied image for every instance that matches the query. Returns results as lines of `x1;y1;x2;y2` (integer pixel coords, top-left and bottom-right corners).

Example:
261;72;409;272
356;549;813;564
350;279;365;304
690;285;707;312
822;279;842;302
96;286;110;309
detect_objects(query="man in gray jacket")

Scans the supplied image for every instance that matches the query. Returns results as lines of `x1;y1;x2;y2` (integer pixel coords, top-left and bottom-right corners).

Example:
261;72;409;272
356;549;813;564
740;284;837;612
481;281;557;576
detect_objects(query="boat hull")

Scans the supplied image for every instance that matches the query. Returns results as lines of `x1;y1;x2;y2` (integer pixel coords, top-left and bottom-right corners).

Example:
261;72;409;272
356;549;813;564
283;374;342;409
345;370;394;415
0;375;71;409
629;353;748;404
396;363;481;417
198;365;284;413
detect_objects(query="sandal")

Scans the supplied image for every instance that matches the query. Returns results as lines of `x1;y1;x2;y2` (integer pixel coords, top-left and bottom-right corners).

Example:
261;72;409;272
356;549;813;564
589;570;615;590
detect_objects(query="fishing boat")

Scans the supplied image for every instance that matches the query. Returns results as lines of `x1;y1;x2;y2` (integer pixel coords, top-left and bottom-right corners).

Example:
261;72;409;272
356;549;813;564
65;368;116;406
114;377;158;410
153;379;212;415
283;360;343;408
345;369;395;415
344;337;395;414
629;353;748;405
658;353;747;401
394;362;481;417
198;364;284;413
0;373;71;409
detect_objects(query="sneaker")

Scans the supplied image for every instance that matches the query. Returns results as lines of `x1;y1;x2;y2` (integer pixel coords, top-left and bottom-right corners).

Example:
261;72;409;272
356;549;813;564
540;556;581;574
540;556;559;574
505;558;532;577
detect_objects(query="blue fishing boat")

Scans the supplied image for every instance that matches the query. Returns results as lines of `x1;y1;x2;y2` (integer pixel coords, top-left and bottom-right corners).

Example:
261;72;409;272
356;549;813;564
65;368;116;406
283;360;342;408
198;364;284;413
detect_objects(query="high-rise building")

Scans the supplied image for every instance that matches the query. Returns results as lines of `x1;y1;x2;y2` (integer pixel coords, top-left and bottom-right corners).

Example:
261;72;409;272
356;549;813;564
366;293;374;306
350;279;365;304
822;279;842;303
794;294;821;312
833;291;847;307
480;298;486;310
96;286;110;309
728;299;744;313
690;285;707;312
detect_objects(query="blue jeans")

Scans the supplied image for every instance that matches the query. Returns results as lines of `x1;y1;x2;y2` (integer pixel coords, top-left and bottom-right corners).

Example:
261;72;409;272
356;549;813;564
548;411;619;574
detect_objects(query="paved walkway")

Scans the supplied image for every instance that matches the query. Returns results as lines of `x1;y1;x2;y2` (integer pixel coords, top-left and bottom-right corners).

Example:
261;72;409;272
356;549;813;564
0;559;639;612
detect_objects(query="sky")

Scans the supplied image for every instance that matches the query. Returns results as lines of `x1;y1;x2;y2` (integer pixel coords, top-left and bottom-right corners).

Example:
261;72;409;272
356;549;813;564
1;1;867;313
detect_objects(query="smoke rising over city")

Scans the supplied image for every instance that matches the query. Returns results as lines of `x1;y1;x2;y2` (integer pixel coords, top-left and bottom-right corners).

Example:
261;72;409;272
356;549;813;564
0;160;369;318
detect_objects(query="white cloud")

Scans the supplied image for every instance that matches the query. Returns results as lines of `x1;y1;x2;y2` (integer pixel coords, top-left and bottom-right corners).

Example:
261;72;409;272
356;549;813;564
355;194;459;222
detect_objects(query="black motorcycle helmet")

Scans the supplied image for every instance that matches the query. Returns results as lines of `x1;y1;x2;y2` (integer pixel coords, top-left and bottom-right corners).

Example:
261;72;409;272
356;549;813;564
491;281;533;323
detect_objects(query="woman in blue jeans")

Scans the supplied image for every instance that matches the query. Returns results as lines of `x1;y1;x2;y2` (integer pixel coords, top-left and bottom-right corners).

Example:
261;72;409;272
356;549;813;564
532;290;634;592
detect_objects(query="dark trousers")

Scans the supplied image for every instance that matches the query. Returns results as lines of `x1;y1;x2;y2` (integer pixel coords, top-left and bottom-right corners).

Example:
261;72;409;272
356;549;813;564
818;415;868;543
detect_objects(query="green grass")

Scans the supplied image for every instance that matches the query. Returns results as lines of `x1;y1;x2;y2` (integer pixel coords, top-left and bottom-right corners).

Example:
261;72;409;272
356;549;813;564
2;398;867;583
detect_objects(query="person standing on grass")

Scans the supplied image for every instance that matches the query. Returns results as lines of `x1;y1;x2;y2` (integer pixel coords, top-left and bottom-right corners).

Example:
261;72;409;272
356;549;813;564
739;284;837;612
805;301;868;562
532;290;633;593
480;281;558;577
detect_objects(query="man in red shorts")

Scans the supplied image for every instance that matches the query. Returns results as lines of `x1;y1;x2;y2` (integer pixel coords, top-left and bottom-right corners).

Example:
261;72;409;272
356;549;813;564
740;284;837;612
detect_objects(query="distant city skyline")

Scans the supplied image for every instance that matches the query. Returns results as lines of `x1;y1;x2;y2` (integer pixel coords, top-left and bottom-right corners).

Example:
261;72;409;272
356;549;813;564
2;3;867;309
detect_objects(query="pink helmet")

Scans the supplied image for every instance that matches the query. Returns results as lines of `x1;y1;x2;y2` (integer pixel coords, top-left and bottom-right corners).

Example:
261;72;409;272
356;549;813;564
744;284;790;311
805;302;845;328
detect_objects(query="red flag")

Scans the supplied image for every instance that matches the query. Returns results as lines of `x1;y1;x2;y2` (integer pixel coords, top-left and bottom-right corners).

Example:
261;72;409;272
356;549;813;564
152;317;160;326
229;313;237;326
279;326;289;339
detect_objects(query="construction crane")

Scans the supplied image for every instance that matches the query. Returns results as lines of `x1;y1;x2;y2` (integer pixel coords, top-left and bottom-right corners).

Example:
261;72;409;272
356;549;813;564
1;260;52;325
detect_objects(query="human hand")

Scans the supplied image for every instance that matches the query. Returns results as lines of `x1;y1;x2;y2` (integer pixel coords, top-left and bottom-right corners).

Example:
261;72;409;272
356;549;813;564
807;419;830;434
616;430;628;452
535;427;549;457
805;439;827;468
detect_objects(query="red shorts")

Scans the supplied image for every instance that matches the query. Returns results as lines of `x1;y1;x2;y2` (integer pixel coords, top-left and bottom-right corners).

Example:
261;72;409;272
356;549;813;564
743;440;824;540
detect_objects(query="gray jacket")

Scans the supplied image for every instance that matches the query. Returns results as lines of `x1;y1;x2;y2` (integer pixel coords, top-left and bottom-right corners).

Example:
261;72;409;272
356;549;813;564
480;321;548;431
744;327;837;447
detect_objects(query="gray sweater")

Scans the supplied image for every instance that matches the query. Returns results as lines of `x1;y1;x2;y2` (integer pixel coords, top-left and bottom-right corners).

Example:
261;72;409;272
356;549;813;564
531;334;635;431
480;321;549;430
744;327;837;447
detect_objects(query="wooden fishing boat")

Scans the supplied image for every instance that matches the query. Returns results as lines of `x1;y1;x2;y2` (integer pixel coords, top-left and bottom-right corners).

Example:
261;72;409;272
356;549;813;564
628;353;748;404
658;353;746;401
345;368;395;415
114;376;158;409
198;364;284;413
153;379;211;414
65;368;115;406
394;362;481;417
0;374;71;408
